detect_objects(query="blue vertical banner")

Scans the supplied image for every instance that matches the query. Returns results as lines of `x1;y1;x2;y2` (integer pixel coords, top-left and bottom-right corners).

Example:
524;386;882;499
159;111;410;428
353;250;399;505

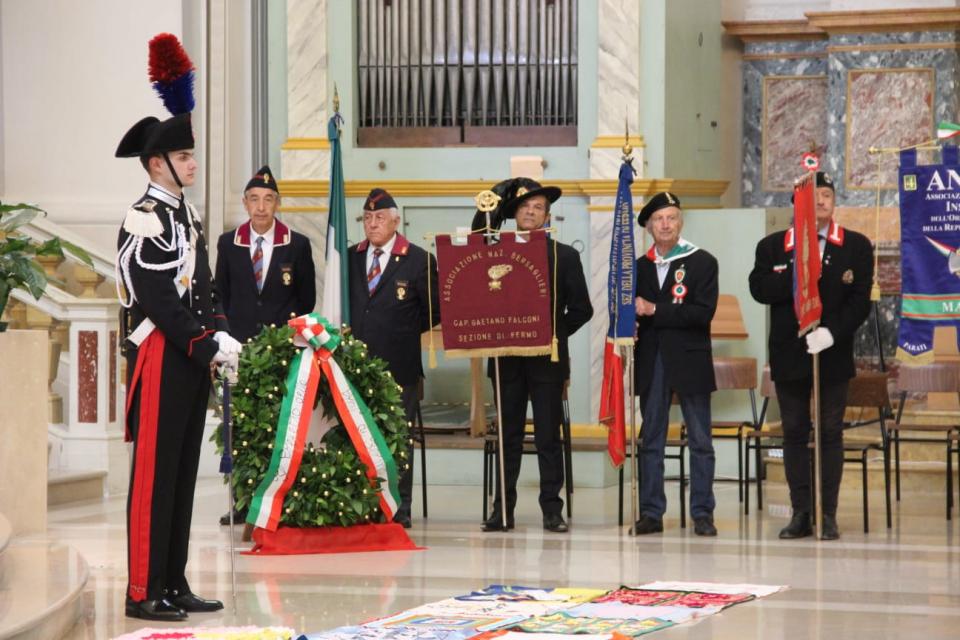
897;146;960;362
599;160;637;468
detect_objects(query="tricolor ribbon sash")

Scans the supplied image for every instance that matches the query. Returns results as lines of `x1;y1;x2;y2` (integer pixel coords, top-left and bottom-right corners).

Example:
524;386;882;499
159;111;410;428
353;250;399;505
247;314;400;531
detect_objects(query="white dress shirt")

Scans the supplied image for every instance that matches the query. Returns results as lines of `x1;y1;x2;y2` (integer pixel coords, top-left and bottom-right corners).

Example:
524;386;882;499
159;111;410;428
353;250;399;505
250;222;275;283
366;233;397;275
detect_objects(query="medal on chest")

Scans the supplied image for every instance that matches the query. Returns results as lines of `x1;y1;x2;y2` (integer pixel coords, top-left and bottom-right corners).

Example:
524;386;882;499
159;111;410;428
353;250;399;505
671;266;688;304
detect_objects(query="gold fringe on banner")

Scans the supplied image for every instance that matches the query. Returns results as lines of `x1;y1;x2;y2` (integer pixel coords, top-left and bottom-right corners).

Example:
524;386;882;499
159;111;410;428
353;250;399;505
550;235;560;363
443;345;553;360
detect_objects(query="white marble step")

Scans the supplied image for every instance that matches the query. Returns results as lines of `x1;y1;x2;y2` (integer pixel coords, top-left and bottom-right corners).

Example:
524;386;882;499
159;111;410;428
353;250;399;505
0;539;87;640
47;470;106;506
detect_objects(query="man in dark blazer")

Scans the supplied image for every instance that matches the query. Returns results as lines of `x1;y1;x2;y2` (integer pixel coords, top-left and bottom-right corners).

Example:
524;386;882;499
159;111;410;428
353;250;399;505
481;179;593;534
215;166;316;343
633;192;719;537
749;171;873;541
214;166;316;525
348;188;439;529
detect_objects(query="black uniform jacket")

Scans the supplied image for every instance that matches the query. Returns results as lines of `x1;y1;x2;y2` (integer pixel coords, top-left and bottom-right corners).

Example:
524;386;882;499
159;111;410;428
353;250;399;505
118;187;226;368
493;240;593;384
348;233;440;386
634;245;718;397
215;220;316;342
748;220;874;383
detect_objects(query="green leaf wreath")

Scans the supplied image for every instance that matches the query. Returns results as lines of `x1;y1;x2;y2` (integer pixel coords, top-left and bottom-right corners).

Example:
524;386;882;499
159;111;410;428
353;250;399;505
214;324;411;527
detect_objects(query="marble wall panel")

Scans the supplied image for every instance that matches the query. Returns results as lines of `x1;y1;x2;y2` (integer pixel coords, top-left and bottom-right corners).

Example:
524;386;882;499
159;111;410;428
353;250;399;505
762;75;828;191
826;31;960;206
78;330;98;423
845;68;934;190
742;40;827;207
597;0;640;137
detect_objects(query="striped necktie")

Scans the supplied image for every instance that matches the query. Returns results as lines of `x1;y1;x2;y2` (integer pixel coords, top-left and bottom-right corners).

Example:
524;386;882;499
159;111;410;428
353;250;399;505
253;236;264;292
368;248;383;294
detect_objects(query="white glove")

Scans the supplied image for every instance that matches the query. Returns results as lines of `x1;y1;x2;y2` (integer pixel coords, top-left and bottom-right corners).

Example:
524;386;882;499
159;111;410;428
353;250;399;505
214;331;243;356
805;327;834;354
212;348;239;368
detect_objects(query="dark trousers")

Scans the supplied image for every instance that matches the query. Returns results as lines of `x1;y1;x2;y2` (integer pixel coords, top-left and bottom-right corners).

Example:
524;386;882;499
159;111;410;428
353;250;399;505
774;377;849;516
639;351;716;519
125;333;210;601
492;373;565;517
396;382;418;515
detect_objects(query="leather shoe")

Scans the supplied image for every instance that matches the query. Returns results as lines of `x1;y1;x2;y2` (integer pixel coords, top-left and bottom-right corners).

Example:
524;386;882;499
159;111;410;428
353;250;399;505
481;512;515;532
125;597;187;621
779;511;813;539
543;513;569;533
632;515;663;535
219;508;247;526
393;511;412;529
693;516;717;537
169;591;224;613
820;514;840;540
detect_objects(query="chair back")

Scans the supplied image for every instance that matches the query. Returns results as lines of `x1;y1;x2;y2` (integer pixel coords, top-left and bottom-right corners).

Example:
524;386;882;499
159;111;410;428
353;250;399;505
711;294;749;339
845;370;892;444
756;365;775;426
713;357;757;391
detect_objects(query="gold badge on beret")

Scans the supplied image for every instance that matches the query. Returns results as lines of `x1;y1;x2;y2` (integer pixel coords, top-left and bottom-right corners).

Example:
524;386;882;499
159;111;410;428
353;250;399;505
842;269;854;284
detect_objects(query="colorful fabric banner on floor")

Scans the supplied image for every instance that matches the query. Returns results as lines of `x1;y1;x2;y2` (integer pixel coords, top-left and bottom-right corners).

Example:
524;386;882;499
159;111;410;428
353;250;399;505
114;627;294;640
434;230;553;358
248;314;399;531
299;581;785;639
897;147;960;362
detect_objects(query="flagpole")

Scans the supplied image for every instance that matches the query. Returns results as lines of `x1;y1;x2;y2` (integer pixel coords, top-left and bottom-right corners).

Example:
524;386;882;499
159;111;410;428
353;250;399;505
813;352;823;539
626;346;639;534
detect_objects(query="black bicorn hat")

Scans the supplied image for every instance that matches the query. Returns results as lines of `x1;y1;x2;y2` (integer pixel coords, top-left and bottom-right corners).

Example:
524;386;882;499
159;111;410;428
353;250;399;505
363;188;397;212
469;177;562;234
115;113;194;158
637;191;681;227
245;165;279;193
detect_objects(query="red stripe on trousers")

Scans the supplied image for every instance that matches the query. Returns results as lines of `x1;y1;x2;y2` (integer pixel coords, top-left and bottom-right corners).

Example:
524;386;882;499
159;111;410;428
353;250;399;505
127;331;165;601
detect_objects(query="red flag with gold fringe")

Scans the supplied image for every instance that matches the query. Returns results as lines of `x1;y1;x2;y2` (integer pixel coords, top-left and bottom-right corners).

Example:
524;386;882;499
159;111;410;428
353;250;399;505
792;177;822;335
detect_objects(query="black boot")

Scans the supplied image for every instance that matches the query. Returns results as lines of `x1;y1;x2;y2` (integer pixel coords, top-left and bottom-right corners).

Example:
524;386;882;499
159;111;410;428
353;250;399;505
481;510;515;532
820;513;840;540
779;511;813;539
125;597;187;621
169;591;224;612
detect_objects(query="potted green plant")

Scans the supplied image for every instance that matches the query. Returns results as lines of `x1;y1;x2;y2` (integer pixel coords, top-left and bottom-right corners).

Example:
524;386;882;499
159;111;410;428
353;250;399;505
0;202;94;332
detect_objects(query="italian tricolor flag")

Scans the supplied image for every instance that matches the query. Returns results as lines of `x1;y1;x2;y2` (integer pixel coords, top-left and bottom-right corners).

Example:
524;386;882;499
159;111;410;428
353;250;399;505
937;121;960;140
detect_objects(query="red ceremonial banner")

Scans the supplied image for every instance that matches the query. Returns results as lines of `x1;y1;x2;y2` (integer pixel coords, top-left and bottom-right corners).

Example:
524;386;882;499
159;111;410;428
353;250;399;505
792;177;822;335
435;230;554;358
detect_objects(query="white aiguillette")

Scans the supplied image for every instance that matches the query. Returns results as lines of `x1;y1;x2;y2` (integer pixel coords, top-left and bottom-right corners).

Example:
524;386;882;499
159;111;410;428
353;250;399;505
122;199;164;237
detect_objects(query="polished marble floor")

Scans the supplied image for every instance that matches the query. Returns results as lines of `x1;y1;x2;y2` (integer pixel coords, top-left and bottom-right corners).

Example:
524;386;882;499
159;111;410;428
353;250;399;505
41;478;960;639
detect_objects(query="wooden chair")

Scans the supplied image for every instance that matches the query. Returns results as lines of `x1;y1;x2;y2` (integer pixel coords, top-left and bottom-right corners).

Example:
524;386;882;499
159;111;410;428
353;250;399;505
710;357;758;505
839;370;892;532
893;362;960;520
743;366;783;515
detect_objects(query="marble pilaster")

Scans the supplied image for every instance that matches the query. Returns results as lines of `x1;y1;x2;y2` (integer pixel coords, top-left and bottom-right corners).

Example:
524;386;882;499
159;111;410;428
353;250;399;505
282;0;331;183
588;0;643;421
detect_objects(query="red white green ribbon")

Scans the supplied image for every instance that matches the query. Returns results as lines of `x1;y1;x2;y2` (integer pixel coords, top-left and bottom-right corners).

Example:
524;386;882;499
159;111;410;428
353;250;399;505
248;314;400;531
937;121;960;140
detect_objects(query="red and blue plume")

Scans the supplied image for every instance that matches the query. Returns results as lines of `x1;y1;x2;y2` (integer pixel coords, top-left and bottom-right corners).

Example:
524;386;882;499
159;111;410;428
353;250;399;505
148;33;195;115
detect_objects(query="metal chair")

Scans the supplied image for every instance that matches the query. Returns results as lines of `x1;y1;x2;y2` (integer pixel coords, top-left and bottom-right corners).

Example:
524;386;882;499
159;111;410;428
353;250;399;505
710;357;758;505
618;393;688;528
481;382;574;521
412;378;428;518
893;362;960;520
743;366;782;515
839;370;893;532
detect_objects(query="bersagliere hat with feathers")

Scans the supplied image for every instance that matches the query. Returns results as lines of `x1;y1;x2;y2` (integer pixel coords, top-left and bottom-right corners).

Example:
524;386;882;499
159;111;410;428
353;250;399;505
115;33;196;160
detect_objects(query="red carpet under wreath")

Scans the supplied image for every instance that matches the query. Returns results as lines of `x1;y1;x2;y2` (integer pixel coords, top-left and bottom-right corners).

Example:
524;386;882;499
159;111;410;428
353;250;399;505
245;523;423;555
